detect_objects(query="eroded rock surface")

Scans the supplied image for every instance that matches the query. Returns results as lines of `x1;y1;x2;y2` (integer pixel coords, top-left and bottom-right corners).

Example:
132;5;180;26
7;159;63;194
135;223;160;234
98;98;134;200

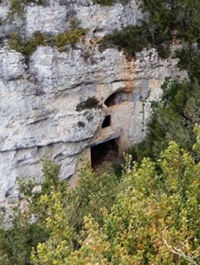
0;0;186;206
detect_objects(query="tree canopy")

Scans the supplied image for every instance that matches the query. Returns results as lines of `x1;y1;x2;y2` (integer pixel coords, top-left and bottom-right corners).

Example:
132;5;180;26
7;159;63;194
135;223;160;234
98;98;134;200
1;129;199;265
30;133;200;265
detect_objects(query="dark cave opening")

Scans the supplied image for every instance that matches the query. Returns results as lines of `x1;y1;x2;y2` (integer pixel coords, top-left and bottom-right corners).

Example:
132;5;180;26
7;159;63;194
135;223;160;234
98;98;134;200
91;138;119;168
104;92;119;107
102;115;111;128
104;91;131;107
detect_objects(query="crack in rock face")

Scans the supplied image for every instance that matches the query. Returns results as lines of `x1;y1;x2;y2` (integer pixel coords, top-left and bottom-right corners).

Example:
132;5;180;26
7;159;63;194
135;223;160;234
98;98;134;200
0;0;187;208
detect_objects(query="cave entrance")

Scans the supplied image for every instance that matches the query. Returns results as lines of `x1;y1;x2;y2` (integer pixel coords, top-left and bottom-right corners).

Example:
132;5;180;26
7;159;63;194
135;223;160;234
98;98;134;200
104;91;132;107
91;138;119;168
104;92;119;107
102;115;111;128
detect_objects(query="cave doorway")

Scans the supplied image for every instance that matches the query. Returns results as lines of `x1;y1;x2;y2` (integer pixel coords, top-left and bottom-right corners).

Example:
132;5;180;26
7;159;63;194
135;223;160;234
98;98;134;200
104;92;119;107
91;138;119;168
104;91;132;107
102;115;111;128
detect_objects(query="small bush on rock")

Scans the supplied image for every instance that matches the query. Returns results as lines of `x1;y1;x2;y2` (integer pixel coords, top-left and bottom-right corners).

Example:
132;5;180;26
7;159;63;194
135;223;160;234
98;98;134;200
76;97;100;111
8;27;87;56
8;0;46;20
8;31;46;56
103;0;200;59
54;28;87;48
93;0;129;6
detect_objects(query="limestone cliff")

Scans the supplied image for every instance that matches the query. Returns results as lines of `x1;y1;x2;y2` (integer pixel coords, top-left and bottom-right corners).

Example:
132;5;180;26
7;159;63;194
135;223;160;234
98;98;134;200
0;0;186;207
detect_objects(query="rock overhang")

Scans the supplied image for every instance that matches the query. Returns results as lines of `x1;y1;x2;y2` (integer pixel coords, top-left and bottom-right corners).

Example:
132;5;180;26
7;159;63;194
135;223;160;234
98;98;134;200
0;0;187;206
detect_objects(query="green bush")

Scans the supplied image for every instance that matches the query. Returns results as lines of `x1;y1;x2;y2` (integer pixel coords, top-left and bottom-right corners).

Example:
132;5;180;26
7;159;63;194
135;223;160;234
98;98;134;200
8;0;46;20
30;135;200;265
1;136;200;265
102;25;149;57
8;27;87;56
9;0;23;17
93;0;129;6
176;46;200;82
0;160;121;265
54;28;87;48
93;0;116;5
129;78;200;161
76;97;100;111
0;160;63;265
8;31;46;56
103;0;200;59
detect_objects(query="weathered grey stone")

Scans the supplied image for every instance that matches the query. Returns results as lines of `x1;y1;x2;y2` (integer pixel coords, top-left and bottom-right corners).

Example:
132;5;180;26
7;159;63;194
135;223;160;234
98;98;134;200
0;49;25;80
0;2;9;21
25;2;68;36
0;0;187;206
74;1;142;37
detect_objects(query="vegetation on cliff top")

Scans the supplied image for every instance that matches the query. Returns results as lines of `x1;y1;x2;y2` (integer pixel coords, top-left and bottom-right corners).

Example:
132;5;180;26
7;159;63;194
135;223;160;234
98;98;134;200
103;0;200;58
8;27;87;55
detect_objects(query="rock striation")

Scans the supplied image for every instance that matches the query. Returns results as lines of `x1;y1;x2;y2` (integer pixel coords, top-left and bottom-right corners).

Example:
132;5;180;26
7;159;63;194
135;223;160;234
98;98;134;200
0;0;186;207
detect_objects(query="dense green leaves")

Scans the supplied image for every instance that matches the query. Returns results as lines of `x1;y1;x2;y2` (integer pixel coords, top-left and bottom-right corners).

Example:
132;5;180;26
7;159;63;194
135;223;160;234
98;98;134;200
0;161;121;265
130;50;200;161
103;0;200;58
0;137;199;265
103;25;149;56
9;27;87;56
30;135;200;265
93;0;128;6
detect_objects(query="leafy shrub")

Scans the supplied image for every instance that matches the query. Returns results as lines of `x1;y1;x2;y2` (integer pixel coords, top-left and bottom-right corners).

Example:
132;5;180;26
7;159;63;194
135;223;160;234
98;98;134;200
54;28;87;48
30;133;200;265
8;31;46;56
0;160;63;265
9;0;23;17
93;0;129;6
129;78;200;162
74;139;199;265
1;136;200;265
8;0;46;20
103;0;200;59
176;46;200;82
0;160;121;265
102;25;149;57
8;27;87;56
76;97;100;111
93;0;116;5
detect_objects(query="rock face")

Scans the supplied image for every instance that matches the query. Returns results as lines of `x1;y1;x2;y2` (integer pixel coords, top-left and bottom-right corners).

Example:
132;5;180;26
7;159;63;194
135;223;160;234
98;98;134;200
0;0;186;205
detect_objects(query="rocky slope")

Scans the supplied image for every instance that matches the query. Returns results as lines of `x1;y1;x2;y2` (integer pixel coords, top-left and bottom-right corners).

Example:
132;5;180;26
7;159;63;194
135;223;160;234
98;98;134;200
0;0;186;207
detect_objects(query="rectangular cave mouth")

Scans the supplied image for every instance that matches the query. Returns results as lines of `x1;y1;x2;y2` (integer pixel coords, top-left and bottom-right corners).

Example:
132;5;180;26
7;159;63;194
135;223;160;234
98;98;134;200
102;115;111;128
91;138;119;169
